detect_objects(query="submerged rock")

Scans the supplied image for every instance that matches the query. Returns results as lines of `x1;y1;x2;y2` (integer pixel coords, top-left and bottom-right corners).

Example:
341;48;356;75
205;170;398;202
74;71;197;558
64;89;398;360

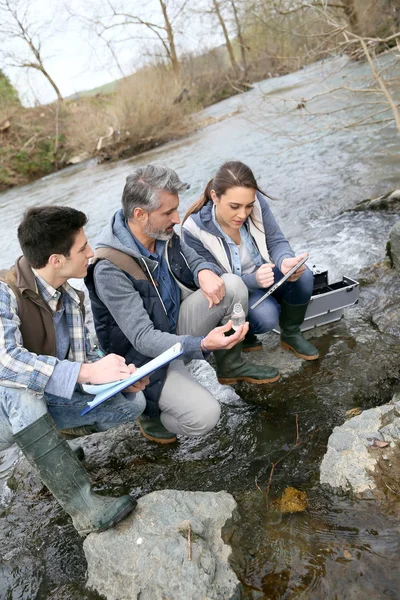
390;220;400;270
84;490;241;600
320;394;400;497
345;189;400;213
279;487;308;513
358;257;400;337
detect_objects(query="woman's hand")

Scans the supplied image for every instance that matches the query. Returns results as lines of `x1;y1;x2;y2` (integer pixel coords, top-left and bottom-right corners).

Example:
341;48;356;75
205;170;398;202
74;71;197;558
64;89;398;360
281;253;308;282
256;263;275;288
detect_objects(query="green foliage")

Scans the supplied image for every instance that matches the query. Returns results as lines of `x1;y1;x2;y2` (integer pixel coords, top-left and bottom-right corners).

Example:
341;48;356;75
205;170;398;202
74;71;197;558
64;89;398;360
11;138;56;178
0;70;20;107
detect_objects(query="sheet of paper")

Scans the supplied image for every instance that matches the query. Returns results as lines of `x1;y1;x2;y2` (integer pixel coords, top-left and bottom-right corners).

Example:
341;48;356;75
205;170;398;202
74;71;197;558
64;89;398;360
80;342;184;415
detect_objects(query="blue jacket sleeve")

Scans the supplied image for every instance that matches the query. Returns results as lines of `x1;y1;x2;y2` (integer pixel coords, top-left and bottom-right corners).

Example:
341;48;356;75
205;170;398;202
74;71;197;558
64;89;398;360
259;195;294;269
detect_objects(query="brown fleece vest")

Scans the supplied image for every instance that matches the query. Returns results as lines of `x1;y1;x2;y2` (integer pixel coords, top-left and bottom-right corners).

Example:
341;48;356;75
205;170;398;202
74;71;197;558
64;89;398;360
0;256;85;357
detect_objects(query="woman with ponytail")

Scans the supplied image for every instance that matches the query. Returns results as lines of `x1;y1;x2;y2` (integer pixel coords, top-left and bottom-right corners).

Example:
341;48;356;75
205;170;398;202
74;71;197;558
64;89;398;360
182;161;318;375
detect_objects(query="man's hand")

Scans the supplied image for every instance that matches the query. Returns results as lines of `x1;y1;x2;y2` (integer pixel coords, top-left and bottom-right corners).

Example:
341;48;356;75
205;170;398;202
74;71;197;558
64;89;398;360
78;353;133;384
281;253;308;282
124;364;150;393
256;263;275;288
198;269;226;308
201;320;249;352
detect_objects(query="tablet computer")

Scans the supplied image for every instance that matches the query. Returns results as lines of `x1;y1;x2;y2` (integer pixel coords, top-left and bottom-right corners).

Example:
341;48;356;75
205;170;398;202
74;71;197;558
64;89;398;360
250;255;308;310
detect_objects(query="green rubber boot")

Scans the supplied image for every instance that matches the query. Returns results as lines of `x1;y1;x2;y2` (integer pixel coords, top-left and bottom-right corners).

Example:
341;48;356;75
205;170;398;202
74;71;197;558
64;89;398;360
214;341;280;385
242;331;263;353
279;300;319;360
60;424;100;440
137;415;177;444
14;413;136;536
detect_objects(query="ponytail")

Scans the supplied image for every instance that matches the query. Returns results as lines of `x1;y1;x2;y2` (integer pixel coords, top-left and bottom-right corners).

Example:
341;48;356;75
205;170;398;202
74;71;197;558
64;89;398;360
182;179;214;226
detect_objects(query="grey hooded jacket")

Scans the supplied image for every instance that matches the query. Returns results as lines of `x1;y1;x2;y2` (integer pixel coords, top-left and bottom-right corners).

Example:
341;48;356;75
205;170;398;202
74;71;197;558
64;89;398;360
91;209;223;363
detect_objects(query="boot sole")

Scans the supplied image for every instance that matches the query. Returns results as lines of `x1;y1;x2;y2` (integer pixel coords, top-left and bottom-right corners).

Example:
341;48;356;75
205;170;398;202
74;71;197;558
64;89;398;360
78;499;137;536
218;373;280;385
137;421;177;444
280;341;319;361
242;346;262;353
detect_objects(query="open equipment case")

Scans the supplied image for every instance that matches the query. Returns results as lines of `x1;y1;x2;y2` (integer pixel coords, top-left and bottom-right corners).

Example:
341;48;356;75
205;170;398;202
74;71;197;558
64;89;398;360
274;267;359;333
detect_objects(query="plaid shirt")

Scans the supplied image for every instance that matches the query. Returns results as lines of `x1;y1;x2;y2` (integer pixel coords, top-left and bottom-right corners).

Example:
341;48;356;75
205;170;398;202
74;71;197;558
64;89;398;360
0;272;98;394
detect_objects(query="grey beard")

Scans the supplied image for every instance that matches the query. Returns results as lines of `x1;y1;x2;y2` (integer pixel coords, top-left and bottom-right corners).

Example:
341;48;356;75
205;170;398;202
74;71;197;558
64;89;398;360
144;221;174;241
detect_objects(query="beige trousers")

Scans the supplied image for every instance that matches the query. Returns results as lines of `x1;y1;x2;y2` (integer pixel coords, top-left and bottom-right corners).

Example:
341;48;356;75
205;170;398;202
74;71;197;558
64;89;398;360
158;274;248;436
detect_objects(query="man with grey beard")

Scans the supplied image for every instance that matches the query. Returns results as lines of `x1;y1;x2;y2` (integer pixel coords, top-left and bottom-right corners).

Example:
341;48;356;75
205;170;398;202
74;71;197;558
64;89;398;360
86;165;276;444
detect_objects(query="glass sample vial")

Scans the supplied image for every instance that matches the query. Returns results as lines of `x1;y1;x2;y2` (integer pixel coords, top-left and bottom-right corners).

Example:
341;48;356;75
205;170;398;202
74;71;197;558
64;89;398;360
231;302;246;331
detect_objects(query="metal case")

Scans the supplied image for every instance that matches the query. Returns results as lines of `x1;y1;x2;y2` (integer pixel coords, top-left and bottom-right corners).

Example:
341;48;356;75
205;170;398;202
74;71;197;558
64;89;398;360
274;269;359;333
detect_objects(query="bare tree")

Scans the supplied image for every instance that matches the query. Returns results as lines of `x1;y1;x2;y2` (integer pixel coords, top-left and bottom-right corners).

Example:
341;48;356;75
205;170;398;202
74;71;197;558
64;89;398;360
251;0;400;142
0;0;63;102
230;0;248;73
211;0;239;71
341;0;359;34
72;0;184;79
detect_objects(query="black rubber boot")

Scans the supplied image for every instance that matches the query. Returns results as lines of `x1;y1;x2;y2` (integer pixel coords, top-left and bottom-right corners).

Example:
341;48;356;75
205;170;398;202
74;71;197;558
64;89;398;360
14;413;136;536
279;301;319;360
214;341;280;385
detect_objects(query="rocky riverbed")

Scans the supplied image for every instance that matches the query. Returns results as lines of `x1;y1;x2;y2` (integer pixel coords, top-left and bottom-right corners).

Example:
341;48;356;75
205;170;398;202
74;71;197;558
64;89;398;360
319;228;400;506
1;251;400;599
1;210;400;599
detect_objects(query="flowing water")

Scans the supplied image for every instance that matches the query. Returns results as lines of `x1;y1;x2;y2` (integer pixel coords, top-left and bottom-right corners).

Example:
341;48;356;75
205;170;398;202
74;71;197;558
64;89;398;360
0;54;399;599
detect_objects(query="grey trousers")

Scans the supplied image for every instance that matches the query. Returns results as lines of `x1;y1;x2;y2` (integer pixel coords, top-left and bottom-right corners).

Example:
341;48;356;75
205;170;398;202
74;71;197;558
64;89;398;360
158;274;248;437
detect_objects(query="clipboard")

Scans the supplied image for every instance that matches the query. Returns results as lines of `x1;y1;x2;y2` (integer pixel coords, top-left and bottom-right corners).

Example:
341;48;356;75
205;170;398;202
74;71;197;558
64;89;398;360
80;343;183;415
250;256;308;310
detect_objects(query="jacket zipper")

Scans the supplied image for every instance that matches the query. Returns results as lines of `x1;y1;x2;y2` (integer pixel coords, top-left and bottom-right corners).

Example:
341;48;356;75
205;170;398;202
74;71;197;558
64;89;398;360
140;257;168;315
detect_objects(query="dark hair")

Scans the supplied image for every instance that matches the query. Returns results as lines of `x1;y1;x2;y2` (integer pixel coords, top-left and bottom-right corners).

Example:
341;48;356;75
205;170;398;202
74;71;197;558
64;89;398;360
18;206;88;268
182;161;270;226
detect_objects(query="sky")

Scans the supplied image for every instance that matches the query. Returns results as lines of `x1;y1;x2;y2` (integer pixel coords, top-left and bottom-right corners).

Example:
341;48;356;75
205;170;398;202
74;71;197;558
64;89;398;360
2;0;225;105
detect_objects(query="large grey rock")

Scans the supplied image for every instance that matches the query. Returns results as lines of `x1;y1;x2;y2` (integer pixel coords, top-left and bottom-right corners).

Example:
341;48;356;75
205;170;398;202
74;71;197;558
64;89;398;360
320;394;400;496
346;189;400;213
358;259;400;336
187;359;245;407
84;490;240;600
390;220;400;270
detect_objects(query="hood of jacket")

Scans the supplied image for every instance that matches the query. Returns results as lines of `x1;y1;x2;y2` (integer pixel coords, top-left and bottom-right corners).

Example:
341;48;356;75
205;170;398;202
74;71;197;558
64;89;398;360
95;209;160;272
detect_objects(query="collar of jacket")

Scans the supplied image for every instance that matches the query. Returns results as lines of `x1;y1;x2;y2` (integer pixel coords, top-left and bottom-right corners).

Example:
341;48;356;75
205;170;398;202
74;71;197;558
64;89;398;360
15;255;40;295
14;255;84;309
191;200;222;237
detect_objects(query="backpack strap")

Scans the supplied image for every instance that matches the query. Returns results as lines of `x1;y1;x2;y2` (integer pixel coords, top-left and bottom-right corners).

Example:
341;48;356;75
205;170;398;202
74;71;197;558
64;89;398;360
93;248;149;281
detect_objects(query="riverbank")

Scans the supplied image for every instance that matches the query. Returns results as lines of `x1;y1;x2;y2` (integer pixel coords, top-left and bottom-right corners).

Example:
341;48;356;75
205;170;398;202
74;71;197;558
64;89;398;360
0;57;291;192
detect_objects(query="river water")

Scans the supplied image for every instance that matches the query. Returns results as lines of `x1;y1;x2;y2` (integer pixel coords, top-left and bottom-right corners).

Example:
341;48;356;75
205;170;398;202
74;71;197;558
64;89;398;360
0;54;399;599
